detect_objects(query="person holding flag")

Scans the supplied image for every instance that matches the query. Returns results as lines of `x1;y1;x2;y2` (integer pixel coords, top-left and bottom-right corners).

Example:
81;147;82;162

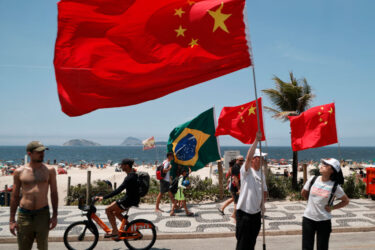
235;131;267;250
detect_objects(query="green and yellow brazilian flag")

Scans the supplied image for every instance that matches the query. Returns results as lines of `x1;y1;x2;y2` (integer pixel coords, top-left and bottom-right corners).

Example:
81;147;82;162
167;108;221;176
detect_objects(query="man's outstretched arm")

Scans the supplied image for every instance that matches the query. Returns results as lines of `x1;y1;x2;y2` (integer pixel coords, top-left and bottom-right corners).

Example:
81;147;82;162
244;131;263;171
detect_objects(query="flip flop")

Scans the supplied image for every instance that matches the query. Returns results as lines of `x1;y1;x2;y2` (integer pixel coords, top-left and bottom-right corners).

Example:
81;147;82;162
186;212;194;217
217;208;225;215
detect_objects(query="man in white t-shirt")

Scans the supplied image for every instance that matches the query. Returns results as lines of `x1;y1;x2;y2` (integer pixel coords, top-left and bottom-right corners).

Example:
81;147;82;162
155;152;176;212
235;131;267;250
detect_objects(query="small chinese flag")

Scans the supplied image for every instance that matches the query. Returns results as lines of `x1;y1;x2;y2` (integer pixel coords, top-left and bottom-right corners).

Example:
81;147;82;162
289;103;338;151
215;98;266;144
54;0;251;116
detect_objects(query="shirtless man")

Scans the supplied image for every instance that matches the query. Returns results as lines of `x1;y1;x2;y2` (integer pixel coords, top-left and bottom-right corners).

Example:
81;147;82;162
9;141;58;250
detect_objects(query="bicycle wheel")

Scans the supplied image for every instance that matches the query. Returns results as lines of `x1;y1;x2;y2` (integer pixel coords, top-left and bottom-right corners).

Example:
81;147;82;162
123;219;157;250
64;221;99;250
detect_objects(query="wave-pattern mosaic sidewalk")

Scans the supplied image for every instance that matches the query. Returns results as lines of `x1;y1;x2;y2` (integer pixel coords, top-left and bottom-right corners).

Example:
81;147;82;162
0;199;374;239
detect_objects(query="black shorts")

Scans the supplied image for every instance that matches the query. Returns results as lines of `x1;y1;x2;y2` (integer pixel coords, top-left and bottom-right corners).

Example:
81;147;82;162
231;185;239;203
160;180;170;193
116;197;139;210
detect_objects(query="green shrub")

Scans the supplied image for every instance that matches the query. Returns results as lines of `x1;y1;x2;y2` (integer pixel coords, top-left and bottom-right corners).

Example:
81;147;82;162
66;180;113;205
66;176;231;205
309;166;320;177
343;173;366;199
266;172;288;199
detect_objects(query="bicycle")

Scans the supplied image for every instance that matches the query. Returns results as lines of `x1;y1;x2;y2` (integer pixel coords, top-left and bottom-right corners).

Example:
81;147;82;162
63;197;157;250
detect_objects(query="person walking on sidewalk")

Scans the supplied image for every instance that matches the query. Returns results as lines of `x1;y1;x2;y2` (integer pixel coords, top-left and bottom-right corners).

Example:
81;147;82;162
155;152;176;212
9;141;58;250
301;158;349;250
218;159;236;215
170;168;193;216
235;132;267;250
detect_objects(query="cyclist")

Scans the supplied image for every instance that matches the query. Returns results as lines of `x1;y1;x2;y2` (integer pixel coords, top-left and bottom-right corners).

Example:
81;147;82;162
95;158;139;239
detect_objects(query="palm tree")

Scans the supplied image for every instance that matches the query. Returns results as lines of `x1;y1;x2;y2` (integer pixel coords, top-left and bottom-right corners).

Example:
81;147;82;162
262;72;314;189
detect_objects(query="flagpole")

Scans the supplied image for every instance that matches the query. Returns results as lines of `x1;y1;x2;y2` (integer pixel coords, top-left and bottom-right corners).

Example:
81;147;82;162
251;66;267;250
244;2;266;248
333;101;343;161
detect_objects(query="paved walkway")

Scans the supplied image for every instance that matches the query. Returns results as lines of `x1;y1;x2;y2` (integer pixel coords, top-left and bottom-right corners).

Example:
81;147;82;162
0;199;374;242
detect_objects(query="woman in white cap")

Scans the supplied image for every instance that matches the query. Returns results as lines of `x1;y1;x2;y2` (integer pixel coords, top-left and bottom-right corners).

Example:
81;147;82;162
301;158;350;250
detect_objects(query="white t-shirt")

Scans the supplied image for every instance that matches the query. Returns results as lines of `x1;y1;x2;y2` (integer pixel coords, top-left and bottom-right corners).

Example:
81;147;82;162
303;176;345;221
163;160;171;182
236;163;267;214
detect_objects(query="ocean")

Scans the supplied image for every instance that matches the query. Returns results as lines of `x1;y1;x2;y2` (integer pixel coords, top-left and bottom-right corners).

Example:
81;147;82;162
0;146;374;165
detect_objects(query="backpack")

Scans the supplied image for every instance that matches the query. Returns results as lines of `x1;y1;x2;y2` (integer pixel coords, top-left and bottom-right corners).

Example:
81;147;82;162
308;175;339;206
137;171;150;197
169;177;179;194
156;163;166;180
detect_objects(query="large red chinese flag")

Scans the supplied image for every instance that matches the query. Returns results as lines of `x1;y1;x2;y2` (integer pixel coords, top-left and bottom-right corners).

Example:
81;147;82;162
54;0;251;116
289;103;338;151
215;98;265;144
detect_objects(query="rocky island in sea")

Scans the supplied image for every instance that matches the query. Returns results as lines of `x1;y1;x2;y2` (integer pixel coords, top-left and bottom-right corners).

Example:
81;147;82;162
62;139;101;146
120;137;142;146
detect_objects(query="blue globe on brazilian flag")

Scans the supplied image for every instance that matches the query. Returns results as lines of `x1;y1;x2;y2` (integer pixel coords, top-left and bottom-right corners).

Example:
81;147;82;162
167;108;221;172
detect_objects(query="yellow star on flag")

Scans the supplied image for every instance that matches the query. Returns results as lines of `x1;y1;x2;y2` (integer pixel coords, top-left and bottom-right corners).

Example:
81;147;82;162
208;3;232;33
187;0;195;6
175;25;187;37
189;38;198;48
174;8;185;18
248;106;256;116
328;108;333;114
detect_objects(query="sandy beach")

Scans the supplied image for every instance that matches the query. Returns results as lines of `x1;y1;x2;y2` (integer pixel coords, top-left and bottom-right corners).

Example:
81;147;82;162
1;161;369;206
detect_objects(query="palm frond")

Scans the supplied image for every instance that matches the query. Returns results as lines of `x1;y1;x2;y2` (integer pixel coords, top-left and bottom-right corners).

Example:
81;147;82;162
263;106;281;116
297;94;315;113
264;72;315;119
273;110;299;121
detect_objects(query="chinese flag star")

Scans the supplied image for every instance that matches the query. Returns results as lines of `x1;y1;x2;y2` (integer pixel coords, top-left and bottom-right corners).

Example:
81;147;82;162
288;103;338;151
215;98;266;144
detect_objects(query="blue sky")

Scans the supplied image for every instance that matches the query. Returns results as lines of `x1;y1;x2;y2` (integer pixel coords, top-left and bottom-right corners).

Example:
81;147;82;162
0;0;374;146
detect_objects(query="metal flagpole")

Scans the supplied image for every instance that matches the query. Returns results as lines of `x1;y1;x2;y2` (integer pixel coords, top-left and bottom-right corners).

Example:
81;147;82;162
333;101;343;161
251;66;266;250
244;1;266;248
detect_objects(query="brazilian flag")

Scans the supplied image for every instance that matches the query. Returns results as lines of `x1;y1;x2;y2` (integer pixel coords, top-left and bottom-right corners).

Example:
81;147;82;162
167;108;221;174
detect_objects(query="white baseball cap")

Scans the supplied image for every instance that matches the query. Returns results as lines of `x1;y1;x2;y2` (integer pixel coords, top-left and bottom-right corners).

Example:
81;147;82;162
321;158;341;173
253;148;267;158
236;155;244;160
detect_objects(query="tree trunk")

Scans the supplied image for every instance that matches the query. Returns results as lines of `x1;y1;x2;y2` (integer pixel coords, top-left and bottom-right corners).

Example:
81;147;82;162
292;151;298;190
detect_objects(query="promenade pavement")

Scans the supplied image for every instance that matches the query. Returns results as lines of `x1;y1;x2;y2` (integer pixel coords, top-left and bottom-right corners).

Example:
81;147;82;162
0;199;374;243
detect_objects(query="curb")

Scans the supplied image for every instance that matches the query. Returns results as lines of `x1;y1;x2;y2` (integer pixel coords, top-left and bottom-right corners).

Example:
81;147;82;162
1;227;375;244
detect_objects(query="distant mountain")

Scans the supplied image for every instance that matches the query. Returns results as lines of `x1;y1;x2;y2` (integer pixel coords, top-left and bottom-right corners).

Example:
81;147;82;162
120;137;142;146
63;139;101;146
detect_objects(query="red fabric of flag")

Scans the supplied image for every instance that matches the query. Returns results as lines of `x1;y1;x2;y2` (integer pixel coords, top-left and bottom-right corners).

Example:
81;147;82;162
289;103;338;151
54;0;251;116
215;98;265;144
